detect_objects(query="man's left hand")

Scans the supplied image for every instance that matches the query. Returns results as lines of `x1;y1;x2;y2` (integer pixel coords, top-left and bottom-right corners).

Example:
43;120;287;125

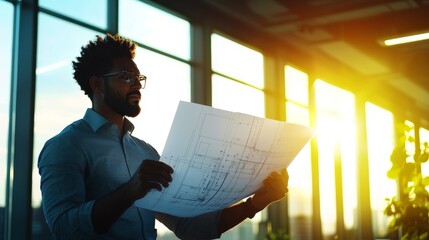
250;168;289;211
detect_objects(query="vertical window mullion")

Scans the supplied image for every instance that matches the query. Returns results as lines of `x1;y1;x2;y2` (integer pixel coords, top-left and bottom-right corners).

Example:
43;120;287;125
106;0;118;34
356;98;373;240
7;0;38;239
191;22;212;105
308;76;323;240
264;55;287;234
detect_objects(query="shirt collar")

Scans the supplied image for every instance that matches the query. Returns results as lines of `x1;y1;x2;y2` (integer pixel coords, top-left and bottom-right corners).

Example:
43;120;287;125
83;108;135;134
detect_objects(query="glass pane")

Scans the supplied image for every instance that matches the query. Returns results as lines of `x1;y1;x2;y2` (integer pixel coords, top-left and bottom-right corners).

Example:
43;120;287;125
366;102;396;238
315;80;355;117
286;102;310;126
286;102;313;240
33;13;99;239
132;47;191;152
211;33;264;89
39;0;107;29
419;127;429;176
315;80;357;239
0;1;13;237
119;0;191;60
212;74;265;118
285;66;308;105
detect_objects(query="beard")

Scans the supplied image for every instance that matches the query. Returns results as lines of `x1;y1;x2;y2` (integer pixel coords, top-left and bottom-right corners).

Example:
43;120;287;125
104;82;141;117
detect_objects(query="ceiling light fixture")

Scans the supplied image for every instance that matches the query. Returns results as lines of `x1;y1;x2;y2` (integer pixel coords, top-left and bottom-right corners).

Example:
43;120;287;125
384;32;429;46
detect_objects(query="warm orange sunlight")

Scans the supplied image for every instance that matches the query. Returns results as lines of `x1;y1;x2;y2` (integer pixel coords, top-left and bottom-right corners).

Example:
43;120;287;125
283;66;313;239
6;1;429;239
315;79;357;235
284;67;312;218
211;33;265;118
285;66;309;105
283;67;399;238
366;103;396;236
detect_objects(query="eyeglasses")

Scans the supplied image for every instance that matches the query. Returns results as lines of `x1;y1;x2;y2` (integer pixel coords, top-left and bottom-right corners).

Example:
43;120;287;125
101;70;147;89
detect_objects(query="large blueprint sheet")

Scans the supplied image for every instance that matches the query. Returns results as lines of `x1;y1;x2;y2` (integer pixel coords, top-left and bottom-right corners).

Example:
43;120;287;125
135;101;314;217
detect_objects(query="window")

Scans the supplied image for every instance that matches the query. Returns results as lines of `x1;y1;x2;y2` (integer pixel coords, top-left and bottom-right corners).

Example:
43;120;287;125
366;102;396;238
132;47;191;152
211;33;264;118
285;66;308;106
39;0;108;29
119;0;191;61
212;74;264;117
284;66;312;239
211;33;265;239
8;0;429;239
211;34;264;89
0;1;13;237
118;0;192;151
315;80;357;239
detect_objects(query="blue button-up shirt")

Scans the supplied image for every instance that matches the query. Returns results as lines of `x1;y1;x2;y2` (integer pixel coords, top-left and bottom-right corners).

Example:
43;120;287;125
38;109;222;240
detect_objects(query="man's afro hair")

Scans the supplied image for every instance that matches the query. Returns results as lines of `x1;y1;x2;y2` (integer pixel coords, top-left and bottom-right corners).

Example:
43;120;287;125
72;33;136;99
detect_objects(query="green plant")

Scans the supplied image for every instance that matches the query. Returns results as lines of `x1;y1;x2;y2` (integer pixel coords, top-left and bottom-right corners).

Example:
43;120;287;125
385;123;429;240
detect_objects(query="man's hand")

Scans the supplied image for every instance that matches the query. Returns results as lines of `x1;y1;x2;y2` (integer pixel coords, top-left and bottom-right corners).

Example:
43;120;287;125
93;160;174;234
250;168;289;210
128;160;174;200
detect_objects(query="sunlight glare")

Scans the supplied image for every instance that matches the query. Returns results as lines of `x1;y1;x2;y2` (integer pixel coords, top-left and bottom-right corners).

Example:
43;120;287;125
211;33;264;89
315;79;357;235
366;102;396;237
285;66;308;105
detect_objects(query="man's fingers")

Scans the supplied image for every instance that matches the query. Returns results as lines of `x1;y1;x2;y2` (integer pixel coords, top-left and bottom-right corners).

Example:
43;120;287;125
144;182;163;192
250;170;289;209
281;169;289;182
263;179;287;197
139;160;174;183
268;169;289;187
141;174;171;188
141;168;173;184
263;173;288;194
141;160;174;174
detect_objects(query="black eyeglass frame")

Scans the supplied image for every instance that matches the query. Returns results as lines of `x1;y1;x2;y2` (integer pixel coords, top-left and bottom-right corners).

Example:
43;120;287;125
101;70;146;89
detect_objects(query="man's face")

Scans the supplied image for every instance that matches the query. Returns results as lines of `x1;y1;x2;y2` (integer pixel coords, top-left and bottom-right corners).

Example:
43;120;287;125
103;57;142;117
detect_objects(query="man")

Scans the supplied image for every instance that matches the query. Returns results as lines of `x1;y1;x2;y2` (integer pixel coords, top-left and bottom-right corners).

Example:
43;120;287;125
38;33;289;239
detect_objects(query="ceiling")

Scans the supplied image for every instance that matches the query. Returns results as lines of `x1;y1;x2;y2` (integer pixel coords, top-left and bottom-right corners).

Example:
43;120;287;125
154;0;429;114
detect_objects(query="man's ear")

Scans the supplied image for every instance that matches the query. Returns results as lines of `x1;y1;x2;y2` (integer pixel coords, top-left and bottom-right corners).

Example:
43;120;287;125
89;76;104;94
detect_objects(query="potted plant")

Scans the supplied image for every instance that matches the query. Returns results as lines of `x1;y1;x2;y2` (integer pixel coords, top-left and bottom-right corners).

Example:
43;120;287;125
384;123;429;239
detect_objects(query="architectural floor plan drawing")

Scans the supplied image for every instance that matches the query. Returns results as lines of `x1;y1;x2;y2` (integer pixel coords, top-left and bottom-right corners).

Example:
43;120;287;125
135;101;315;217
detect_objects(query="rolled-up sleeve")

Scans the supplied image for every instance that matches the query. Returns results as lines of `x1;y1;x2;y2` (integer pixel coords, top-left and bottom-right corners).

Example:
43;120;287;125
156;210;223;240
38;134;96;239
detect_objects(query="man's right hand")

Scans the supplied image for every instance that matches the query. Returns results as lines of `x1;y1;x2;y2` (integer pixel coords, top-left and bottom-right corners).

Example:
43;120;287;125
129;160;174;199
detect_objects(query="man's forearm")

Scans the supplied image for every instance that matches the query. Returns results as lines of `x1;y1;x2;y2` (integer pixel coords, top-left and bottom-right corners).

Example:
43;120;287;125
218;198;261;234
92;180;140;234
